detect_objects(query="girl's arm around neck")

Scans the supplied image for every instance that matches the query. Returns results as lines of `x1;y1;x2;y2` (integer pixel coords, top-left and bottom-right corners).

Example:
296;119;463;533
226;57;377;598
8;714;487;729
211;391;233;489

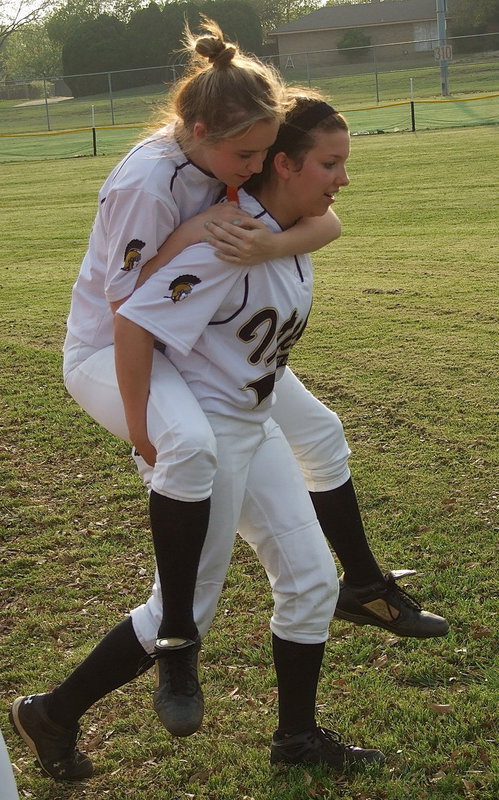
108;201;252;314
110;207;341;316
207;207;341;264
271;208;341;257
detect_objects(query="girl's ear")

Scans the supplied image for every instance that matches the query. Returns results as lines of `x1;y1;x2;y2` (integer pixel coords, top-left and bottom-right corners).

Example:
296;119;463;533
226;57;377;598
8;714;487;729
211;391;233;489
273;151;295;179
193;122;208;142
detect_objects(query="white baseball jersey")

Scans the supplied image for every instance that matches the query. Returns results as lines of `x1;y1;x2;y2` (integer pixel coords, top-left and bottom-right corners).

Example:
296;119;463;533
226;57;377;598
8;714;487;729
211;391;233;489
66;125;223;349
117;190;313;422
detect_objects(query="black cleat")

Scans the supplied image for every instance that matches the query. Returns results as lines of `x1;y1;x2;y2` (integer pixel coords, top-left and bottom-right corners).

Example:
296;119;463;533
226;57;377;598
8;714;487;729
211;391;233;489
153;635;204;737
334;570;450;638
270;725;385;770
9;694;93;781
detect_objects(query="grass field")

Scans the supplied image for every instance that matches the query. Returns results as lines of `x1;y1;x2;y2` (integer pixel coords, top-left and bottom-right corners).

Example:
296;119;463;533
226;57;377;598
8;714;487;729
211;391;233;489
0;57;497;142
1;127;498;800
1;95;497;163
1;57;497;163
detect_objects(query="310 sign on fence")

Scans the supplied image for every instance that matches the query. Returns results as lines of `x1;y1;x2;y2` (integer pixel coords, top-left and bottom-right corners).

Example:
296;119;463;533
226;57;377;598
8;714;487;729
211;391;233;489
434;45;453;61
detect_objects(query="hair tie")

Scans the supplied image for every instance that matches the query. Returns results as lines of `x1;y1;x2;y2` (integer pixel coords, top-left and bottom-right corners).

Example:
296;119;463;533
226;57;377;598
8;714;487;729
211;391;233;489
290;101;337;131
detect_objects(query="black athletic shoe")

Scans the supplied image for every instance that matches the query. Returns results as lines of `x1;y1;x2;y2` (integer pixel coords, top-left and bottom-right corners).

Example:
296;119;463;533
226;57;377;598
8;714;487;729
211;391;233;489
9;694;93;781
153;635;204;737
270;726;385;770
334;569;450;638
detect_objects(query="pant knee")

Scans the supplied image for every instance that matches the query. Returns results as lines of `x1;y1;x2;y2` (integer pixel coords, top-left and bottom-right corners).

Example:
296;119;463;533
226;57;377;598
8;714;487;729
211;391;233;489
270;550;338;644
270;584;337;643
299;412;351;492
152;424;218;501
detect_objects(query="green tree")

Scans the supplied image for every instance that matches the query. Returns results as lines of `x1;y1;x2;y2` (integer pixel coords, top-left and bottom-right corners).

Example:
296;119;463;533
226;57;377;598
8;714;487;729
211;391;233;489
324;1;382;6
248;0;322;38
125;1;172;85
249;0;323;36
0;0;53;48
159;1;200;76
45;0;104;44
449;0;499;31
201;0;263;53
62;13;128;95
46;0;145;44
448;0;499;51
2;22;62;78
337;27;371;60
162;0;198;48
111;0;145;21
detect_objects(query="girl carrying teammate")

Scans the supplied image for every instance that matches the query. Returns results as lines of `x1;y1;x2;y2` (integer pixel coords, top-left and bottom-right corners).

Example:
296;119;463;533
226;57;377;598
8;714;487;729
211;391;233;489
58;16;342;740
10;15;447;781
11;93;387;780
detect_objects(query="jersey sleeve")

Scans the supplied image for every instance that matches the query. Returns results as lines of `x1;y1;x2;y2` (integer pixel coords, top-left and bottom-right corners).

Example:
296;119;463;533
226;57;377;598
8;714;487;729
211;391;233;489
103;188;177;303
116;244;244;356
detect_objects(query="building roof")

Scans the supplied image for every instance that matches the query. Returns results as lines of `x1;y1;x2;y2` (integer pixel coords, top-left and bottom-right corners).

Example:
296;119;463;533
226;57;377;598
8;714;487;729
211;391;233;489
273;0;440;35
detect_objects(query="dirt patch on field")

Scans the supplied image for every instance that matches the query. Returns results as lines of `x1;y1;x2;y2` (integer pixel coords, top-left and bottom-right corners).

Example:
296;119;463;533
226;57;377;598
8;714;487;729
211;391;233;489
15;96;73;107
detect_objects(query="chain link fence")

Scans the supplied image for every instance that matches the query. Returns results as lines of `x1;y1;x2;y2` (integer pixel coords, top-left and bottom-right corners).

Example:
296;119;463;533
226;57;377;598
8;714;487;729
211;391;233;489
1;33;497;160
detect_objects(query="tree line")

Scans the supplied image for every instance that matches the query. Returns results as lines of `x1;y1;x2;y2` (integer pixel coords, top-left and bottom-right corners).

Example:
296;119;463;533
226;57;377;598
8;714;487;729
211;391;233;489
61;1;267;96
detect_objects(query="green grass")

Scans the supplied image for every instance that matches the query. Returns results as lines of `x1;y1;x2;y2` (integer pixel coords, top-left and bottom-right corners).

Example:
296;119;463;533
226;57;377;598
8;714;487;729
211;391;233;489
0;57;496;162
1;128;498;799
0;94;497;162
290;58;499;104
0;56;497;139
0;82;168;134
0;126;142;162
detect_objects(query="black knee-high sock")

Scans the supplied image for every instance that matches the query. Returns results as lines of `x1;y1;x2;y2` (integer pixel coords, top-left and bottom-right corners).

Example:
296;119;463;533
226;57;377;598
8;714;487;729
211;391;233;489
45;617;152;729
149;490;210;641
310;478;384;586
272;634;325;737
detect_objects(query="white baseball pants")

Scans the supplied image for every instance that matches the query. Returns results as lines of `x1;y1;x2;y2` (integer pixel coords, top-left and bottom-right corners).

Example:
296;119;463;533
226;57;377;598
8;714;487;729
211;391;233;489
63;333;217;501
63;335;345;645
131;414;338;649
271;366;351;492
63;334;351;501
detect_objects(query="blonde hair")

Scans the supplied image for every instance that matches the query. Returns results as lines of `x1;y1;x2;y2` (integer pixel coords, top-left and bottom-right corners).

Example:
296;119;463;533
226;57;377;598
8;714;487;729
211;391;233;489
156;18;285;151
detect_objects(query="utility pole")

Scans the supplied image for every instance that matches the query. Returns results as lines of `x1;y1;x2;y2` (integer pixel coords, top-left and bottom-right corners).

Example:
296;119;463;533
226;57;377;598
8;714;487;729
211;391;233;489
436;0;449;96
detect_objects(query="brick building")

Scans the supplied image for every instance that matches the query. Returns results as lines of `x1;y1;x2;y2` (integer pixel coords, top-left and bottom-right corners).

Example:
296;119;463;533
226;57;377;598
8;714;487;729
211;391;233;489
270;0;449;66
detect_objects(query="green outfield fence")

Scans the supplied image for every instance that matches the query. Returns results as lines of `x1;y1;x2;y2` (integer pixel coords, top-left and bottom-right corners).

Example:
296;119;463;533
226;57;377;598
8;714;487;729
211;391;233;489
0;93;497;163
1;32;498;163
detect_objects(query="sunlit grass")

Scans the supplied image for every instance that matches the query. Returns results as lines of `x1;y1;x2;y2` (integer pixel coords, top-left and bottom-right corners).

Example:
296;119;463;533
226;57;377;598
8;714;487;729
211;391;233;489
1;127;497;799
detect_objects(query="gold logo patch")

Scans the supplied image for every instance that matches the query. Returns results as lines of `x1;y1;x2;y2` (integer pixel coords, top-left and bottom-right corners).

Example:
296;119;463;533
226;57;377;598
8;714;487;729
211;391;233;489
165;274;201;303
122;239;146;272
364;599;401;622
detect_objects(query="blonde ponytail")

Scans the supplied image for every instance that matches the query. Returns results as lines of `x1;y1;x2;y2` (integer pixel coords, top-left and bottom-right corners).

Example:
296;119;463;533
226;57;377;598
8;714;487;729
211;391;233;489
158;17;285;151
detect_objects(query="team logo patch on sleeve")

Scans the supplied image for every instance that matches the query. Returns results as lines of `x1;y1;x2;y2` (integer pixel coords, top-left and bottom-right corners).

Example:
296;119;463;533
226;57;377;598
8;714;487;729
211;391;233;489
122;239;146;272
165;274;201;303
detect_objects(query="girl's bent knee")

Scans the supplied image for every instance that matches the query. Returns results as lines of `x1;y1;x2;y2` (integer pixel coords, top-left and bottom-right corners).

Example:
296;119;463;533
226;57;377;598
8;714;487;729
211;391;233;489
153;434;218;501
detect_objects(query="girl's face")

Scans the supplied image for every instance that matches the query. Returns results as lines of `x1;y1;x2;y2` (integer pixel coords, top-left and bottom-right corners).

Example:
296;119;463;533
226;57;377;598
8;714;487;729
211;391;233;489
286;128;351;219
192;118;280;187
